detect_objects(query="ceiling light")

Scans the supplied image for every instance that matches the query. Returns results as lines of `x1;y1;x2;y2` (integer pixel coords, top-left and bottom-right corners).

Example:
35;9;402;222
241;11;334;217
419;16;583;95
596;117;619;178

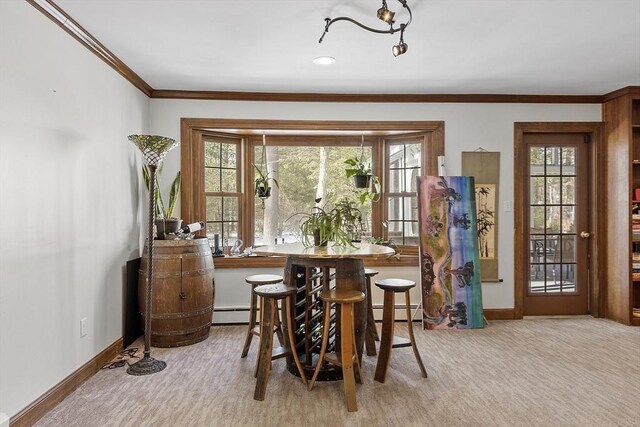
392;28;408;56
319;0;412;57
313;56;336;65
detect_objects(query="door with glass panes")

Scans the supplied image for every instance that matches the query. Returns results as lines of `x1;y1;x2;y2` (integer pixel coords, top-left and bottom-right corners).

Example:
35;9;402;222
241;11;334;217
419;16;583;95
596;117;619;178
523;133;590;315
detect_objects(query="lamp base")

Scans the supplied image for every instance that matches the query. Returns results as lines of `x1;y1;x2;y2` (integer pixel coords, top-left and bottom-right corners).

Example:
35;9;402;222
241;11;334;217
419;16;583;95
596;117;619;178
126;356;167;376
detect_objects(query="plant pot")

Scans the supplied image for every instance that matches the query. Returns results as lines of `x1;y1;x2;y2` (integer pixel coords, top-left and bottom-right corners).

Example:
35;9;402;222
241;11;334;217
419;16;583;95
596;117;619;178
256;186;271;199
353;174;371;189
313;229;328;247
155;218;182;239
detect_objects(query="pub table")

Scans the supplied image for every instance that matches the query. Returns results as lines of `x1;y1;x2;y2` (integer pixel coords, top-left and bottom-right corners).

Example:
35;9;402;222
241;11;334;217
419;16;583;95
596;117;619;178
254;242;394;381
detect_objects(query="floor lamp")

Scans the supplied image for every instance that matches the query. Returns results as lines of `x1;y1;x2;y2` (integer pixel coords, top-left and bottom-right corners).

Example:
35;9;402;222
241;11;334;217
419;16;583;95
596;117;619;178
127;134;179;376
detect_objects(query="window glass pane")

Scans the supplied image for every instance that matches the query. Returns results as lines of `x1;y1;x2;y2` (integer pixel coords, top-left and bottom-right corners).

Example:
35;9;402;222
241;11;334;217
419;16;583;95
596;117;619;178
545;206;561;233
205;167;220;192
545;147;561;175
252;144;373;246
221;143;236;168
388;197;403;221
530;206;545;231
530;177;545;205
561;177;575;204
530;147;544;166
204;141;220;167
561;147;575;165
546;177;560;204
561;206;575;233
221;169;237;192
206;196;222;221
388;169;405;193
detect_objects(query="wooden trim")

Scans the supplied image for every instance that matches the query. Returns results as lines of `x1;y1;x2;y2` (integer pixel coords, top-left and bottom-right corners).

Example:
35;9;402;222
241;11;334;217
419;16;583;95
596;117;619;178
483;309;516;320
10;338;123;427
27;0;153;97
513;122;603;320
181;118;445;132
602;86;640;102
152;90;603;104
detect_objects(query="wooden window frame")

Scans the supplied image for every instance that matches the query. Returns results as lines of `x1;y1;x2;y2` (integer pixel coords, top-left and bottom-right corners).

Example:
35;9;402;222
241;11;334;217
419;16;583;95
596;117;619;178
181;118;444;267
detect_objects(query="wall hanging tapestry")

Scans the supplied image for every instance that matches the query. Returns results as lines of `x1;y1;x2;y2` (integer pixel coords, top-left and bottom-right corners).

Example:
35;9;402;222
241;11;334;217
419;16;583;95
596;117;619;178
461;151;501;282
417;176;484;329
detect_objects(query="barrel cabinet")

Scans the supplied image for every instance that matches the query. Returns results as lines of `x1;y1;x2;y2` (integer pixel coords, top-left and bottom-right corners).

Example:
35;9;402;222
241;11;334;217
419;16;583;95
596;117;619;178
139;238;215;347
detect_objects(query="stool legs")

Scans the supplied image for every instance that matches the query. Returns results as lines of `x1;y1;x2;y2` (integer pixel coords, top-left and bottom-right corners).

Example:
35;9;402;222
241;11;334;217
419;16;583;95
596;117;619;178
253;294;306;401
242;286;284;359
404;290;427;379
375;289;427;383
254;297;276;400
374;290;395;383
309;300;362;413
364;278;378;356
241;287;259;358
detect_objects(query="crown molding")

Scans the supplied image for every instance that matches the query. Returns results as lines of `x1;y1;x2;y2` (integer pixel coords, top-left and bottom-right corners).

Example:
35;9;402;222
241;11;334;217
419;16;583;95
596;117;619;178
602;86;640;102
151;89;603;104
27;0;153;97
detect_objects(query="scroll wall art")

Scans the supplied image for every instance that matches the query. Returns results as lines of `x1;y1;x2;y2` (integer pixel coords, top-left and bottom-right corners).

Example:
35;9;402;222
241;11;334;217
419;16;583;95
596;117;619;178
417;176;484;329
462;151;501;282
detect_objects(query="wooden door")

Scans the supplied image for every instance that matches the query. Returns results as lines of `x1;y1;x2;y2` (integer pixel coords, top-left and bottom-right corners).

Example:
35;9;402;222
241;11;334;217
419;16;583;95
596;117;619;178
522;133;590;315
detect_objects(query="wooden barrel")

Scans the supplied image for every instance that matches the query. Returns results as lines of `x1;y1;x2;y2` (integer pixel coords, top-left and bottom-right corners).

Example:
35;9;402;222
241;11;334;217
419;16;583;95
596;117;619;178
139;238;215;347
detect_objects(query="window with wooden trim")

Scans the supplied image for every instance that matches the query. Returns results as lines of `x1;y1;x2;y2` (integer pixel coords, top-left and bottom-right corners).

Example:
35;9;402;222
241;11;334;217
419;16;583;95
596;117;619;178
180;119;444;259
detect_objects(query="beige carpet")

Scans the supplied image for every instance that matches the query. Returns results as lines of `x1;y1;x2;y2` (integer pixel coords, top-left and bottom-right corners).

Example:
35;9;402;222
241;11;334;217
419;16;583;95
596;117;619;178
36;318;640;427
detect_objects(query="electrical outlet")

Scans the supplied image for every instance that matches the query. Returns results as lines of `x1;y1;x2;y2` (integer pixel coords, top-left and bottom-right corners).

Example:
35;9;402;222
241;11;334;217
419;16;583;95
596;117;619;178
80;317;88;337
503;200;512;212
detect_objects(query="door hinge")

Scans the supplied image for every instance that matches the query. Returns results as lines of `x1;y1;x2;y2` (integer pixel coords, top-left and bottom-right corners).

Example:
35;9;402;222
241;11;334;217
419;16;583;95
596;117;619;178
583;134;591;144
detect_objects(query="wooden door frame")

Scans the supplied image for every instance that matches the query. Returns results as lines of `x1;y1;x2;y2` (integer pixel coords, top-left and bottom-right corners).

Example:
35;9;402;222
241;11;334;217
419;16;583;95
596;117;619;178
514;122;604;318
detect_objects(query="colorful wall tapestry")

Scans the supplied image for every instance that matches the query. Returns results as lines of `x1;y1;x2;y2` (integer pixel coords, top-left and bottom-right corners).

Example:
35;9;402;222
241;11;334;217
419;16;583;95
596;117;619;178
462;151;501;282
417;176;484;329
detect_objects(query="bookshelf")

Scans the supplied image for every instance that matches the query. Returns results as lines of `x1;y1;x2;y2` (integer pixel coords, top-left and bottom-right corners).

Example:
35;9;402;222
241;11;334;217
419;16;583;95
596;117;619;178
603;88;640;326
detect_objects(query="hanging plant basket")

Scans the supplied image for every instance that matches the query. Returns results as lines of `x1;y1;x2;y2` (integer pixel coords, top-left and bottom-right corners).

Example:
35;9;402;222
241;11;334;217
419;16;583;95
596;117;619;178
256;186;271;199
353;174;371;189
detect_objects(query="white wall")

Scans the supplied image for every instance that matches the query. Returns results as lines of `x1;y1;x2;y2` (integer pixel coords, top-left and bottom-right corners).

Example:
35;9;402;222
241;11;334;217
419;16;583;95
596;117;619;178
0;2;149;418
150;99;600;321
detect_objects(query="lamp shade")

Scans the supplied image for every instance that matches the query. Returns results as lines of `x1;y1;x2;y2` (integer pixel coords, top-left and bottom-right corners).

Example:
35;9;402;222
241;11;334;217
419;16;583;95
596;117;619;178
128;134;179;166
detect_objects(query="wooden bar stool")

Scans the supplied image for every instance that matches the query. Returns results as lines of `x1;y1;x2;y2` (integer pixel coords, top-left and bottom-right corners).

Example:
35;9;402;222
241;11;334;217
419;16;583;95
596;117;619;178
364;268;380;356
241;274;284;358
374;278;428;383
309;289;365;412
253;283;307;401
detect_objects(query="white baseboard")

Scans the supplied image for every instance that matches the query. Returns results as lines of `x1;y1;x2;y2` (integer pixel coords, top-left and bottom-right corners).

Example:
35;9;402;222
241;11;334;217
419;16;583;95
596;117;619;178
0;412;9;427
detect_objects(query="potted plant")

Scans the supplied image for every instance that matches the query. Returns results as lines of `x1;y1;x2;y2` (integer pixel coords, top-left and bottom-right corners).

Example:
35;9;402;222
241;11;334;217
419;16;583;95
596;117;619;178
344;156;381;204
334;198;364;242
293;198;353;247
253;163;279;199
142;164;182;237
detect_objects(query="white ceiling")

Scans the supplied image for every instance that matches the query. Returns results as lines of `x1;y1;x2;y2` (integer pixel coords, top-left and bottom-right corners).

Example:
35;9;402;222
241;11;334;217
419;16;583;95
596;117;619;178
54;0;640;95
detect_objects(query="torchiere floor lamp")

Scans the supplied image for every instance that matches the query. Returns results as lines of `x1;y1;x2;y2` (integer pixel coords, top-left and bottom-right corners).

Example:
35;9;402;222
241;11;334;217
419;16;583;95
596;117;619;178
127;134;179;376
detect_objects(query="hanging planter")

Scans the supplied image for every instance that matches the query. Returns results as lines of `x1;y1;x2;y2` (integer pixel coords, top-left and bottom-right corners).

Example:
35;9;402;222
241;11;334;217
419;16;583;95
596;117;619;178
353;174;372;189
253;132;278;201
256;185;272;199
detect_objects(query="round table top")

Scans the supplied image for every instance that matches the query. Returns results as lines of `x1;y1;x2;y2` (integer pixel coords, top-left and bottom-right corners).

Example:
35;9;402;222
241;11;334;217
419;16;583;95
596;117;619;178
253;242;395;259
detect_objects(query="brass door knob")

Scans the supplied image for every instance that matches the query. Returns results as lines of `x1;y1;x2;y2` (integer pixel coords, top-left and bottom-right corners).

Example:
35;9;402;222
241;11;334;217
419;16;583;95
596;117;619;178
580;231;591;239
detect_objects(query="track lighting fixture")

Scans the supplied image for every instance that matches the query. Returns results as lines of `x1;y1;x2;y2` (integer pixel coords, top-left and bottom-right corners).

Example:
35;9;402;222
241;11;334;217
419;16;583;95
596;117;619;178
319;0;412;57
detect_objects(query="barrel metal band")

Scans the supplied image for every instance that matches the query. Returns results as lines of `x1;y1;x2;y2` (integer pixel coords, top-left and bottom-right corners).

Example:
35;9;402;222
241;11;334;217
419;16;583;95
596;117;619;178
152;251;212;260
152;323;211;336
151;305;213;320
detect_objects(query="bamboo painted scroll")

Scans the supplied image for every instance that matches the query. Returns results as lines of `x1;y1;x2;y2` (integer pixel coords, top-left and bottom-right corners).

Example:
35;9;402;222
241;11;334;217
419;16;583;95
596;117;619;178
417;176;484;329
462;151;500;282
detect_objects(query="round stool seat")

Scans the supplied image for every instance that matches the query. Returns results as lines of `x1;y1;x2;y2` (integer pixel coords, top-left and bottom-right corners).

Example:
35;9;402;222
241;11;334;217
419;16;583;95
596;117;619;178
375;278;415;292
319;289;365;304
245;274;283;286
254;283;297;299
364;268;379;277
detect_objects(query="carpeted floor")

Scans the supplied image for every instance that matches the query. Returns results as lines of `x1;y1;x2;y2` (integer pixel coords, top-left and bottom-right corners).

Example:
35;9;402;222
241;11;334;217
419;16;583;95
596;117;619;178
36;318;640;427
